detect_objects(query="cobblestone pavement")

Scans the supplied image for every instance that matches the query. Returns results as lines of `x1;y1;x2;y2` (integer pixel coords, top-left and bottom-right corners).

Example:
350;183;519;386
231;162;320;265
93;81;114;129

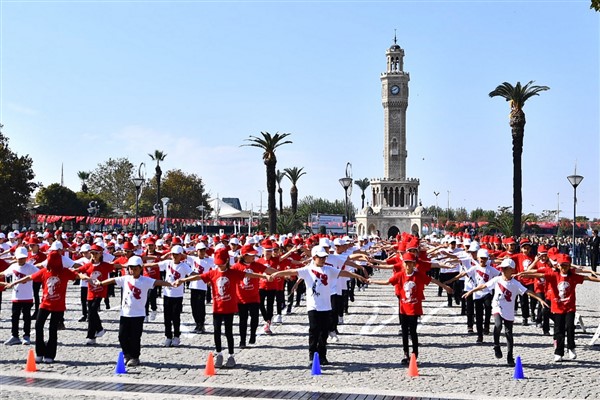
1;269;599;399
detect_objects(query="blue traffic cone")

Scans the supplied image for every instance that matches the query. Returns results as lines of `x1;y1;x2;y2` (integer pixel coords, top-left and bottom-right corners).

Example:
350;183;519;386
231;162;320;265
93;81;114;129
311;353;322;376
513;356;525;380
115;351;127;374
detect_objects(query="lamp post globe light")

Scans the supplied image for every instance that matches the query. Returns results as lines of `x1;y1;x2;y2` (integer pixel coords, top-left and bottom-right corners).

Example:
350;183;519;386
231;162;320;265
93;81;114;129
132;177;145;234
567;174;583;258
339;177;353;235
196;205;205;234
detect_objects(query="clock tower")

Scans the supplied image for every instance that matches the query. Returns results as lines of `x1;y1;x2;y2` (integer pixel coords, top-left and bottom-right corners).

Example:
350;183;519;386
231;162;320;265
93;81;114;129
355;38;428;239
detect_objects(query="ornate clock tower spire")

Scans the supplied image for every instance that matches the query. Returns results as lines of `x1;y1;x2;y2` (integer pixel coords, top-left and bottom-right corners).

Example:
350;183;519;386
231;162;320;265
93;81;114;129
381;38;409;179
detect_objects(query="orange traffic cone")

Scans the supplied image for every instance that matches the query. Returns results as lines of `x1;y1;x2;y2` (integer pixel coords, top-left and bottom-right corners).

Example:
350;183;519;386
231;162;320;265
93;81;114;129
204;352;216;376
407;353;418;377
25;349;37;372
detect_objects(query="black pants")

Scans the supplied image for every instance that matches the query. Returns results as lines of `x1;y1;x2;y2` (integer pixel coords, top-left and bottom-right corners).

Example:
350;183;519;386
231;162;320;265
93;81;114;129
213;313;235;354
439;272;459;306
86;298;103;339
536;295;553;333
275;290;285;316
286;280;302;312
163;296;183;339
454;280;465;312
474;294;493;337
400;314;419;357
35;309;63;360
80;287;88;318
342;289;350;313
493;314;514;359
554;312;576;356
11;302;33;338
330;294;343;333
465;293;475;329
308;310;330;360
238;302;259;344
515;285;533;320
118;316;144;359
591;251;598;272
190;289;206;328
260;289;276;322
32;281;41;316
145;286;158;315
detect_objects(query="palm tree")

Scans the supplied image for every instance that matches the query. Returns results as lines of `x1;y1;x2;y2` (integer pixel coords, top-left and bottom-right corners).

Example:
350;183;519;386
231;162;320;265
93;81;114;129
489;81;549;237
243;132;292;233
276;169;285;214
284;167;306;215
354;178;371;209
148;150;167;232
77;171;90;193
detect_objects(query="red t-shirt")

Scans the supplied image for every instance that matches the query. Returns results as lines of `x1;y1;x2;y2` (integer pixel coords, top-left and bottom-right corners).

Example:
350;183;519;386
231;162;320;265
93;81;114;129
544;270;585;314
234;261;266;304
142;250;162;280
27;251;47;265
200;268;246;314
0;259;9;292
389;269;431;316
31;267;79;312
113;256;130;276
78;262;115;300
532;262;553;294
510;253;534;286
257;256;281;290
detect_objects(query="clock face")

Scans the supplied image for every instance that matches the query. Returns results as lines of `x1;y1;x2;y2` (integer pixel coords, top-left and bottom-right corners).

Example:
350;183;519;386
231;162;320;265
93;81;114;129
390;85;400;95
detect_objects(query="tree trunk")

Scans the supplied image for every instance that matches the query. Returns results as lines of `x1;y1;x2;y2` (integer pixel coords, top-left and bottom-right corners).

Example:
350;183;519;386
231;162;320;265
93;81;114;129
510;110;525;238
266;161;277;234
278;187;283;214
361;192;365;209
291;186;298;215
156;165;162;233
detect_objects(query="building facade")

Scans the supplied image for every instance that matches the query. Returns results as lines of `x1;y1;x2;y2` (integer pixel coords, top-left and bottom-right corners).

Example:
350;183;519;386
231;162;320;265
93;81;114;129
355;39;429;239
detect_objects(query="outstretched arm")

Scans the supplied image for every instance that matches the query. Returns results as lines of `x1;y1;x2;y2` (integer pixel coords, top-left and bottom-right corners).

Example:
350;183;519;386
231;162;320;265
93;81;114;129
431;278;453;294
462;283;487;299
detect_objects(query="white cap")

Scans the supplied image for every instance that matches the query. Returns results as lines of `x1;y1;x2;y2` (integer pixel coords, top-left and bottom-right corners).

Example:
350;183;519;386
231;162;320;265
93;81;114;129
311;246;329;258
126;256;143;267
468;242;480;252
477;249;489;259
215;243;226;250
170;245;184;255
131;237;139;246
463;238;472;246
319;237;331;248
156;239;164;247
15;246;29;259
0;233;5;239
49;241;63;251
7;232;16;239
229;238;240;245
499;258;516;269
333;238;347;246
195;242;207;250
80;244;92;252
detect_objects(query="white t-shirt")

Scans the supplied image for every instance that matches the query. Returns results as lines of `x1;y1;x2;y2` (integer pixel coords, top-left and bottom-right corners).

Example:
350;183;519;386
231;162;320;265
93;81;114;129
485;276;527;321
326;253;347;295
296;263;341;312
103;252;116;263
4;262;39;301
115;275;155;317
471;262;501;299
186;255;214;290
158;260;193;298
78;256;91;287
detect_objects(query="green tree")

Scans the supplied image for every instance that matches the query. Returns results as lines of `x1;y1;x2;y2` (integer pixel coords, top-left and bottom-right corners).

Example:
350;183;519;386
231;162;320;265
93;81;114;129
354;178;371;209
489;81;549;237
87;157;135;215
76;192;108;217
0;126;37;225
77;171;90;193
276;212;304;234
242;132;292;234
284;166;306;216
296;195;354;226
35;184;83;215
592;0;599;11
138;169;210;219
149;150;167;231
276;169;285;214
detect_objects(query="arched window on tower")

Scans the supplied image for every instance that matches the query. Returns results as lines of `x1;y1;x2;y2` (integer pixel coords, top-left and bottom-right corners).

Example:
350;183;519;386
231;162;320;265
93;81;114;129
400;187;405;207
391;137;398;156
372;187;377;206
394;187;399;207
383;187;388;206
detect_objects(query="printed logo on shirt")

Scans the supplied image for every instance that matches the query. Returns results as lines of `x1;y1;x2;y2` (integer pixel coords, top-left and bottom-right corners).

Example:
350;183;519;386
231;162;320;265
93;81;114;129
127;282;142;300
403;281;417;303
46;276;61;300
215;276;231;302
194;261;204;274
14;271;26;279
557;281;571;302
242;269;254;289
497;282;512;302
476;270;490;282
168;265;181;281
312;270;328;286
89;271;102;292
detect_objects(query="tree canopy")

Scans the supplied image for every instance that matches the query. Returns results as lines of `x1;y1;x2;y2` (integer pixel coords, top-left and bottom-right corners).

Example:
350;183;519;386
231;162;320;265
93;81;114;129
87;157;136;215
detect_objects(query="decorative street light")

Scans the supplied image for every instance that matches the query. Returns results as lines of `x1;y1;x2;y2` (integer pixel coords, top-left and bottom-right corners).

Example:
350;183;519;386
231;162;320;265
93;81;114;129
161;197;170;234
433;191;440;228
132;177;145;234
567;173;583;258
87;201;100;231
339;176;353;235
196;205;205;234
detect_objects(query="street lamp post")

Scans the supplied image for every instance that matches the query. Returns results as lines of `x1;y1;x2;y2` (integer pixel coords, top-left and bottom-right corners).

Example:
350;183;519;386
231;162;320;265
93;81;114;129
339;177;353;236
567;174;583;258
196;205;205;234
433;191;440;228
132;177;144;234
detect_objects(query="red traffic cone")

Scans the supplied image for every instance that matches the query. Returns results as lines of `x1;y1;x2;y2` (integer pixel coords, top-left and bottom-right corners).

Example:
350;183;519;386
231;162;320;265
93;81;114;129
25;349;37;372
205;352;216;376
407;353;419;377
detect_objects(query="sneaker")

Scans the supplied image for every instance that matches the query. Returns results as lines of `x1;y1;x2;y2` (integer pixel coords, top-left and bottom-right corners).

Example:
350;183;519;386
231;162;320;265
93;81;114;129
225;355;236;368
263;323;273;335
171;337;181;347
239;342;247;349
149;311;157;321
338;316;344;325
35;356;43;363
476;336;483;343
215;353;224;368
329;332;339;343
320;357;330;366
494;345;503;359
467;328;474;334
95;329;106;338
249;335;256;345
22;336;31;345
273;315;282;324
126;358;140;366
554;354;563;362
4;336;21;346
78;316;87;322
163;338;172;347
522;318;529;326
507;356;515;367
400;355;410;365
85;338;96;345
43;357;54;364
57;322;66;330
286;309;292;315
568;349;577;360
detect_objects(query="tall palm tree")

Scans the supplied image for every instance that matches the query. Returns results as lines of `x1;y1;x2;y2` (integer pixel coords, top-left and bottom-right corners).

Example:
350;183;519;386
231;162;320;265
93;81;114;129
276;169;285;214
489;81;549;237
284;167;306;215
354;178;371;209
77;171;90;193
243;132;292;233
149;150;167;232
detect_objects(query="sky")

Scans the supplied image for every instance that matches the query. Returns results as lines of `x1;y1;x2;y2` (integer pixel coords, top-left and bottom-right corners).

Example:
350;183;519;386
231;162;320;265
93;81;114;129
1;1;599;220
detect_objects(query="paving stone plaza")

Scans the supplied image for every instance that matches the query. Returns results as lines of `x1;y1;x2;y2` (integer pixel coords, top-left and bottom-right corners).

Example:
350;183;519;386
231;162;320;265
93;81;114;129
2;268;599;400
